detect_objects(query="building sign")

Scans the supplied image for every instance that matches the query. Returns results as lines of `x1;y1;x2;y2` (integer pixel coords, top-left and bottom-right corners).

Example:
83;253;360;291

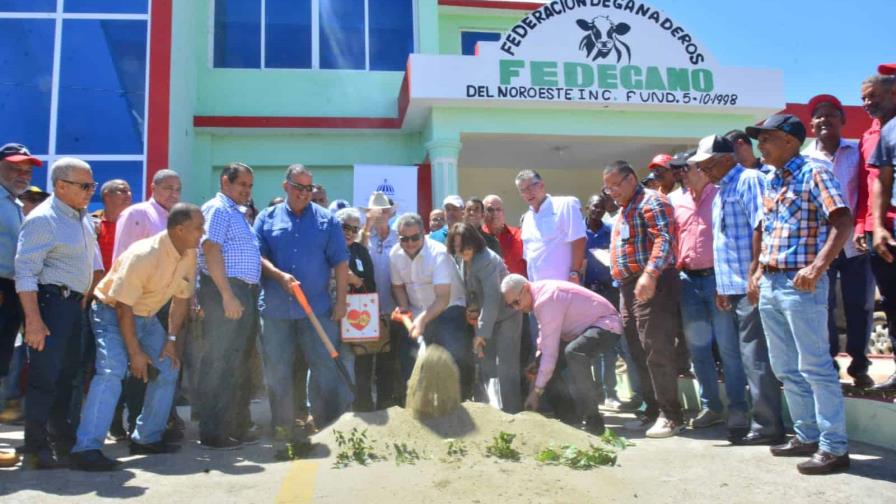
407;0;783;112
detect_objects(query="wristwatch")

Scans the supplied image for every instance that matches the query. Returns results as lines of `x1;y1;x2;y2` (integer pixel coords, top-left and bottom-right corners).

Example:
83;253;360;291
167;335;177;342
534;387;545;397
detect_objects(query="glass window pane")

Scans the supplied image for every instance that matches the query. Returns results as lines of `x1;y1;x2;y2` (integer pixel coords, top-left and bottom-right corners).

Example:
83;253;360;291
0;19;54;154
214;0;261;69
369;0;413;71
0;0;55;11
64;0;147;14
461;31;500;56
265;0;311;68
319;0;365;70
57;19;147;155
86;160;142;211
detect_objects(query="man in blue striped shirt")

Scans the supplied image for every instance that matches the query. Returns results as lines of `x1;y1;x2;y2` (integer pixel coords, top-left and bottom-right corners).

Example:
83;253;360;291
197;162;262;450
692;135;784;447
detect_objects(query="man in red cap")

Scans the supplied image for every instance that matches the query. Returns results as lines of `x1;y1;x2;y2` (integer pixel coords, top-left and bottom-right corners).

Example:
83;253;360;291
856;72;896;391
879;63;896;76
801;95;875;388
0;143;41;398
647;154;677;195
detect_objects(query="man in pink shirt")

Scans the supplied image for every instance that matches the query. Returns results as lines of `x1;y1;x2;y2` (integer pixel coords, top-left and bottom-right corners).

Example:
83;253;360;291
113;169;182;259
670;155;749;435
501;274;621;435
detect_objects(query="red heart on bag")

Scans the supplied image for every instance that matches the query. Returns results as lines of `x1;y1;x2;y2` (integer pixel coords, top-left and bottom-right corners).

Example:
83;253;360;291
347;309;371;331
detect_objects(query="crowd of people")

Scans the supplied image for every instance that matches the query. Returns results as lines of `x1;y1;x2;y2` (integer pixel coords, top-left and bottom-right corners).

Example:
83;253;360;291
1;65;895;477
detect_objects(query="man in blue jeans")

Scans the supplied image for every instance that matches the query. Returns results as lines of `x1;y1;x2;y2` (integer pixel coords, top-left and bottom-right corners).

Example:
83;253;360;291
254;164;351;459
693;134;785;446
70;203;202;471
747;115;852;475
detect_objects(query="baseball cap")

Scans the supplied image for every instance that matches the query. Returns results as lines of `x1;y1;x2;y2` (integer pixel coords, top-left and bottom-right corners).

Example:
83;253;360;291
745;114;807;144
807;94;844;121
648;154;672;170
688;135;735;164
640;172;657;185
879;63;896;75
442;195;464;209
0;143;42;166
670;149;697;169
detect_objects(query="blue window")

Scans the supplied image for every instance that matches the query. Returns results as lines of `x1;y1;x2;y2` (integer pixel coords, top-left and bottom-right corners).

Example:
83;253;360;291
56;19;147;155
0;0;55;11
319;0;365;70
64;0;147;14
369;0;413;71
214;0;261;69
0;19;54;154
265;0;311;69
87;160;143;211
461;31;501;55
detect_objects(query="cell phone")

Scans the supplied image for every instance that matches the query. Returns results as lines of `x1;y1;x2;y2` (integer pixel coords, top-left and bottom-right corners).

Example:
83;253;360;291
146;363;160;381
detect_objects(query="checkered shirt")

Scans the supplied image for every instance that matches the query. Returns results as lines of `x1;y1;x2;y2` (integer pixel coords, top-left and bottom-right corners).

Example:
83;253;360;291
610;185;677;280
759;156;847;269
712;164;766;295
199;192;261;284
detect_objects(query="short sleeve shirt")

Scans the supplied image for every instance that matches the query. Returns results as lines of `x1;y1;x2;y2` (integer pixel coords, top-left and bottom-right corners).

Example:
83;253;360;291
199;193;261;284
870;118;896;208
389;238;465;315
520;195;587;282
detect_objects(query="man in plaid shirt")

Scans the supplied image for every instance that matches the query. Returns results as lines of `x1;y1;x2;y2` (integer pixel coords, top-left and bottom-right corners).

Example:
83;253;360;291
692;134;785;447
746;114;853;475
604;160;683;439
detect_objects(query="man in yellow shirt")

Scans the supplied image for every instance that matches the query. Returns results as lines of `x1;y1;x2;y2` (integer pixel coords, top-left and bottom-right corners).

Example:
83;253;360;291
69;203;203;471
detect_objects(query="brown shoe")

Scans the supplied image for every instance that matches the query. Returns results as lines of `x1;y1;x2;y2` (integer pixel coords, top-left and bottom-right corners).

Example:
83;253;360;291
797;450;850;475
770;437;819;457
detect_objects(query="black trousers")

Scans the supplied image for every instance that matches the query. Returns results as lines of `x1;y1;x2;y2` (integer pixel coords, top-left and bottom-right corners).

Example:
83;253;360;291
0;278;22;377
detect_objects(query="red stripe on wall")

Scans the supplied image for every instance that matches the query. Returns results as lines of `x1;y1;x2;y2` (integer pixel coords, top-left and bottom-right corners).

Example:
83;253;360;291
193;116;403;129
146;0;173;199
417;162;433;230
438;0;542;11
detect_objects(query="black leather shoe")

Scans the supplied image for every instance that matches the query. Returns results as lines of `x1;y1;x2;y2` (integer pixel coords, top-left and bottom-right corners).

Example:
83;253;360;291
730;431;785;446
235;431;260;446
200;436;242;450
581;414;606;436
70;450;120;472
130;441;182;455
163;428;185;443
21;449;64;470
770;437;820;457
796;450;850;475
871;372;896;391
851;372;875;389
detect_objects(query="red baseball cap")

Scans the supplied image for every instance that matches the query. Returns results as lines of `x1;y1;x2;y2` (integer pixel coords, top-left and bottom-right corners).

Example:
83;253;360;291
879;63;896;75
0;143;42;167
807;94;845;123
648;153;672;170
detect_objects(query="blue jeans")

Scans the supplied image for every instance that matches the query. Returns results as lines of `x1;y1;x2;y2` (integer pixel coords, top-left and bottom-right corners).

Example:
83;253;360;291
73;302;178;452
679;272;747;414
261;314;353;434
759;272;847;455
826;252;874;375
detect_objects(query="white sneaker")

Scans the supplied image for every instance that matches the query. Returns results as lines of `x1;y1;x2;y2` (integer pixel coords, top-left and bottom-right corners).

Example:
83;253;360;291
622;415;654;431
646;417;684;438
690;408;724;429
602;398;623;411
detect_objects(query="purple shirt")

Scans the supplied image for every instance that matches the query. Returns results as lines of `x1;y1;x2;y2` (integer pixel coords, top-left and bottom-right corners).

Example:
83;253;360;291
531;280;622;389
113;198;169;260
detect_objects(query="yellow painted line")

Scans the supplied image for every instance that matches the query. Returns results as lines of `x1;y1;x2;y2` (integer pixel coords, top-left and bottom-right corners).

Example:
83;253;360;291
276;460;318;504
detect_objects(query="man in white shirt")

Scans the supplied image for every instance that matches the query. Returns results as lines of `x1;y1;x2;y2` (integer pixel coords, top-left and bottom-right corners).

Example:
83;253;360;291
801;94;875;388
516;170;587;283
389;213;469;396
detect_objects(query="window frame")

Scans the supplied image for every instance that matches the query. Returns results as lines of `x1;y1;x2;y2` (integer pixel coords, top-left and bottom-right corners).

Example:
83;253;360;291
459;29;502;56
210;0;417;72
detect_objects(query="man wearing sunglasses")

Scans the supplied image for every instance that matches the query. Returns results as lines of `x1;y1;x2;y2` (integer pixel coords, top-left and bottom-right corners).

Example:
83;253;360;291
254;164;351;456
389;213;469;397
15;158;104;469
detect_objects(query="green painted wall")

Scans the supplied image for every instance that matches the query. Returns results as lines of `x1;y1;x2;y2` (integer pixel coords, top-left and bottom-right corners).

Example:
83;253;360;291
167;0;201;198
438;7;522;55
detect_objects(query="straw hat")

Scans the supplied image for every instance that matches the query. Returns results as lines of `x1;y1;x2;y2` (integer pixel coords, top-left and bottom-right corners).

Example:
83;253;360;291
365;191;393;210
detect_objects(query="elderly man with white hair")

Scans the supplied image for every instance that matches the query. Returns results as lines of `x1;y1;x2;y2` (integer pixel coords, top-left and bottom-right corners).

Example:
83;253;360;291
500;273;621;435
15;157;103;469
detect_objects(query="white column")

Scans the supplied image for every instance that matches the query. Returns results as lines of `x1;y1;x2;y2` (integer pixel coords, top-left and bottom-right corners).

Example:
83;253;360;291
425;139;462;206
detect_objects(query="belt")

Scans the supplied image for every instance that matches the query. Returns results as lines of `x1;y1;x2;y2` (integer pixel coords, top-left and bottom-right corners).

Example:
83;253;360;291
39;284;85;302
763;265;800;274
682;268;714;277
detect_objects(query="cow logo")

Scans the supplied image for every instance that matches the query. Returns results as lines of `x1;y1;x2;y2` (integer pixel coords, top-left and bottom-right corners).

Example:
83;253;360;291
576;16;632;64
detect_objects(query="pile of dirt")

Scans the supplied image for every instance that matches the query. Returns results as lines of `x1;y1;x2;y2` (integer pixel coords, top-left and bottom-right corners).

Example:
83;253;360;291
312;402;603;460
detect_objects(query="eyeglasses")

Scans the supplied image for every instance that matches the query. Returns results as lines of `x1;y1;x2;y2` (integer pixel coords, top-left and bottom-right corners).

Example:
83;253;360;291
399;233;422;243
60;179;97;192
485;207;503;213
342;224;360;234
286;180;314;193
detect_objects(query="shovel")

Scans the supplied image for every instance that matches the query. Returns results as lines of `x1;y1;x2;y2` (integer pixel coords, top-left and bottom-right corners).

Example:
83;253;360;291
290;282;356;394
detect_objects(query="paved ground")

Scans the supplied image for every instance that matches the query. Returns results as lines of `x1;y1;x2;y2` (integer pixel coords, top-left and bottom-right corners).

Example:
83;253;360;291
1;402;894;504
